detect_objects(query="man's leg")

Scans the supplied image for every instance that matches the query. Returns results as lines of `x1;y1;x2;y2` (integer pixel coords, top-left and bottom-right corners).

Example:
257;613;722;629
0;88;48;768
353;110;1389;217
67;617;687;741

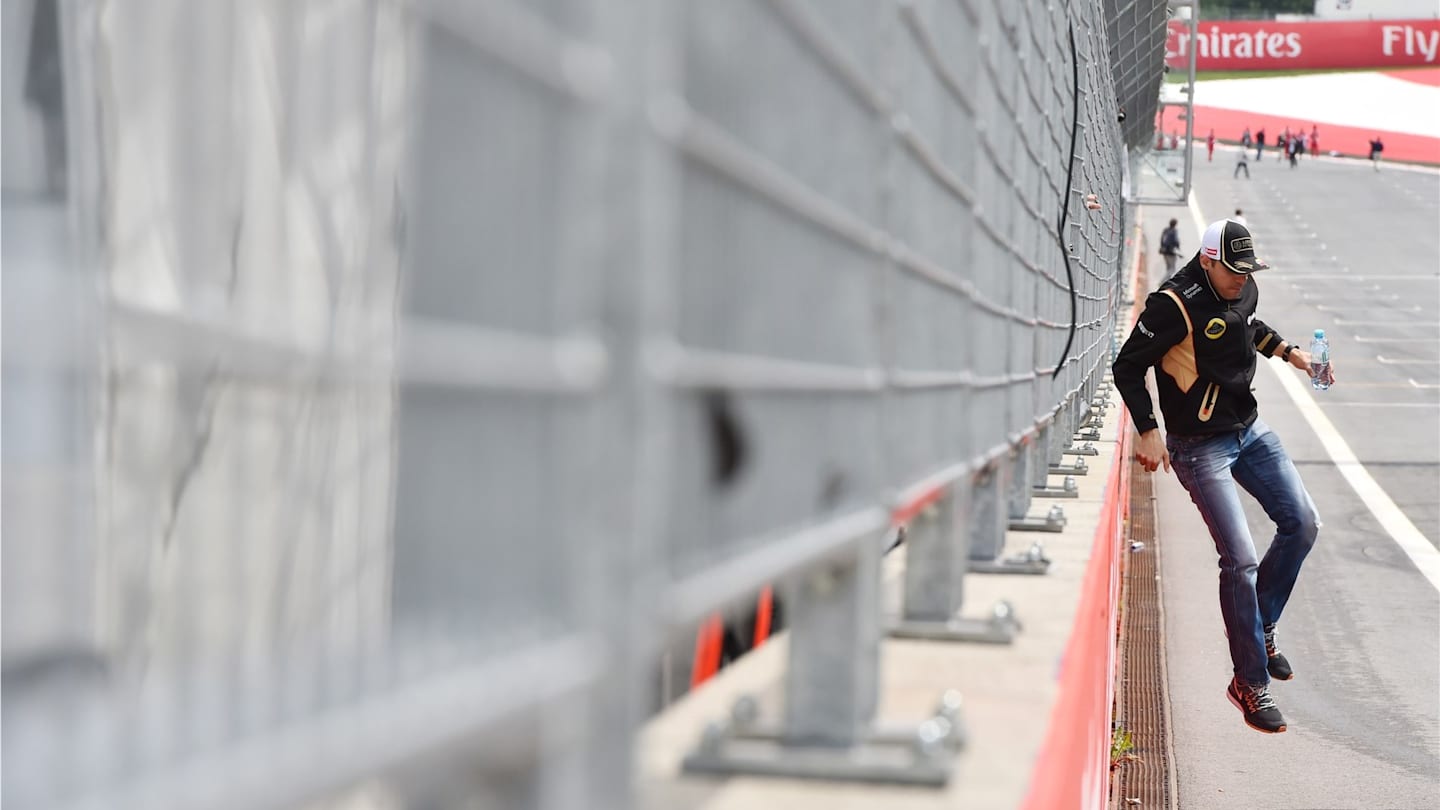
1230;420;1320;629
1168;433;1269;686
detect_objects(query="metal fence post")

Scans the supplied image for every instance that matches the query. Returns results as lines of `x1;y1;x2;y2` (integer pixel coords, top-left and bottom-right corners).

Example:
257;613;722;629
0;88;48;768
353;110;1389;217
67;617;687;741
975;448;1057;571
1032;421;1080;500
682;530;965;786
892;481;1019;642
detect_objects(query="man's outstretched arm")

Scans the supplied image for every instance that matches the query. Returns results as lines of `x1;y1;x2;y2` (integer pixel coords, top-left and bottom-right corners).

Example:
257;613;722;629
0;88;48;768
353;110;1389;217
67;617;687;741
1112;293;1187;472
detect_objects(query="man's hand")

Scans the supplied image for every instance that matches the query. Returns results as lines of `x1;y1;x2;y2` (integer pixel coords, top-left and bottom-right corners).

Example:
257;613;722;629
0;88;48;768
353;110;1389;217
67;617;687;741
1135;429;1170;474
1288;347;1337;385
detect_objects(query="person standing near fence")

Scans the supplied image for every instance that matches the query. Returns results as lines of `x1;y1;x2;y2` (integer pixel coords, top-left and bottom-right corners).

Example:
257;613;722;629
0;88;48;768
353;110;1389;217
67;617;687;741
1207;130;1216;162
1158;218;1181;281
1255;128;1265;161
1234;147;1249;180
1113;218;1328;735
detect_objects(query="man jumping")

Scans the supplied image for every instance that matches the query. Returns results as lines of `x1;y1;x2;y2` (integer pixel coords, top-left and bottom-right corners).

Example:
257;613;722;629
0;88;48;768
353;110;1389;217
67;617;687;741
1113;219;1329;734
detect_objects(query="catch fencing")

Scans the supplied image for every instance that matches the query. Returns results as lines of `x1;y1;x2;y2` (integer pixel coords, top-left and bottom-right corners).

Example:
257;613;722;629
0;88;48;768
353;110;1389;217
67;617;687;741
1;0;1165;808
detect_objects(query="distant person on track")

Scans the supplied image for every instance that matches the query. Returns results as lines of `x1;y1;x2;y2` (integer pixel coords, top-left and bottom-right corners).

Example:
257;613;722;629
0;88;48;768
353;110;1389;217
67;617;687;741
1158;218;1182;281
1369;136;1384;170
1309;125;1319;159
1207;129;1216;162
1255;128;1265;160
1241;127;1252;153
1232;209;1246;225
1113;219;1328;736
1234;147;1250;179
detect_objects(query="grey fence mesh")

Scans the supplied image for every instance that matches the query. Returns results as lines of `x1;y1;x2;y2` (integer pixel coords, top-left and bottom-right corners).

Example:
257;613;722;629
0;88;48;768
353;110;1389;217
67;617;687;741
1106;0;1174;151
2;0;1166;807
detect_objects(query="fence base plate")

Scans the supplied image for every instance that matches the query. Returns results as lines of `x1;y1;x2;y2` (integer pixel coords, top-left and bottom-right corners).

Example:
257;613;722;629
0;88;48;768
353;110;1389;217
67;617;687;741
969;555;1052;575
1008;514;1065;533
1032;486;1079;499
682;727;956;786
888;613;1019;644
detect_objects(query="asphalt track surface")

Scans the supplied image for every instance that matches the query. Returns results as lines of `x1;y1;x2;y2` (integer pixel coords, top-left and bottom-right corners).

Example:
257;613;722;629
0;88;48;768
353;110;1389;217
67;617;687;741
1140;150;1440;809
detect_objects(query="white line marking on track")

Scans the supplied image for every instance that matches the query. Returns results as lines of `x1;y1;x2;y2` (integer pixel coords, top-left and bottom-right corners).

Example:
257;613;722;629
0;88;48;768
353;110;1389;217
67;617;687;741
1323;401;1439;407
1411;378;1440;390
1335;320;1440;326
1355;336;1437;342
1187;194;1440;592
1377;355;1440;365
1271;274;1439;281
1308;293;1397;301
1269;364;1440;591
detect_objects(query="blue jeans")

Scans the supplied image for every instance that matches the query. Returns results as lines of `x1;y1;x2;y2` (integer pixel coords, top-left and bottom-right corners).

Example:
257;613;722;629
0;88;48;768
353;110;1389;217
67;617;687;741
1167;419;1320;685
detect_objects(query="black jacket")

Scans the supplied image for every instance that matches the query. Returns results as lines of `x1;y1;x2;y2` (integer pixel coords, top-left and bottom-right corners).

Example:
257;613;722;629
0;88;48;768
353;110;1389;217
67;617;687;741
1112;256;1288;437
1159;226;1181;256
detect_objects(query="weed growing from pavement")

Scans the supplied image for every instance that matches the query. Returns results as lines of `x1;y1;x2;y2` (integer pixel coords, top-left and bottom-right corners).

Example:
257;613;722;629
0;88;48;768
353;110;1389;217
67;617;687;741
1110;726;1139;771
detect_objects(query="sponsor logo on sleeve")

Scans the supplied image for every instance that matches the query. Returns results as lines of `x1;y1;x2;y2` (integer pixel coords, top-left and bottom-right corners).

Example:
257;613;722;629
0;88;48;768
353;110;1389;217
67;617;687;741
1138;321;1155;338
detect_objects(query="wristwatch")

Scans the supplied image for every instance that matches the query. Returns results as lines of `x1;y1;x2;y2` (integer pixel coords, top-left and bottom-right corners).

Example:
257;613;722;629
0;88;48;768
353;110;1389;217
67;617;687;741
1281;344;1295;362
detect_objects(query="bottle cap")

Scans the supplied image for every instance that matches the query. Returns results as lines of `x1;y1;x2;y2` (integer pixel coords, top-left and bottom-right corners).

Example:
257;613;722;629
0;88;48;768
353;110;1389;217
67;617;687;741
1313;329;1325;339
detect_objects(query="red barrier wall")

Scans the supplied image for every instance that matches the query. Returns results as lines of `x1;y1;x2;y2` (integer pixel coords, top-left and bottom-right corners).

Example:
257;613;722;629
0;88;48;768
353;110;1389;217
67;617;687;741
1020;222;1145;810
1166;19;1440;71
1020;411;1129;810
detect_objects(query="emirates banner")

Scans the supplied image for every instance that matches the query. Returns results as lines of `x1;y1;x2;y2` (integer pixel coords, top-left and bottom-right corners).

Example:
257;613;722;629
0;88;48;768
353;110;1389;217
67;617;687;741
1165;19;1440;71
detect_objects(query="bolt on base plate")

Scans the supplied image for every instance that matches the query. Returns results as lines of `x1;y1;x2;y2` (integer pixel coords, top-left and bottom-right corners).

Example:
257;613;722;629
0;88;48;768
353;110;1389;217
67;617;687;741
1032;476;1080;499
1008;507;1066;533
970;541;1052;573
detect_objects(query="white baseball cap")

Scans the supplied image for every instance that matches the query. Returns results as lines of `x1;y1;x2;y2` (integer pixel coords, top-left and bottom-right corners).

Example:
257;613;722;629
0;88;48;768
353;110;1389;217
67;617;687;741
1200;219;1269;274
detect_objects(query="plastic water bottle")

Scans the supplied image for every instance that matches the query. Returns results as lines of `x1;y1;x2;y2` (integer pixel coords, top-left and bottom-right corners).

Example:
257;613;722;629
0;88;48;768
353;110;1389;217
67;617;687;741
1310;329;1332;391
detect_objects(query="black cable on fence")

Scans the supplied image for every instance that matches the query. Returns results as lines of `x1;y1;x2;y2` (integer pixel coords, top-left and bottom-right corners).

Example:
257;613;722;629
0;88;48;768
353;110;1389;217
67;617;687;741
1051;17;1081;380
